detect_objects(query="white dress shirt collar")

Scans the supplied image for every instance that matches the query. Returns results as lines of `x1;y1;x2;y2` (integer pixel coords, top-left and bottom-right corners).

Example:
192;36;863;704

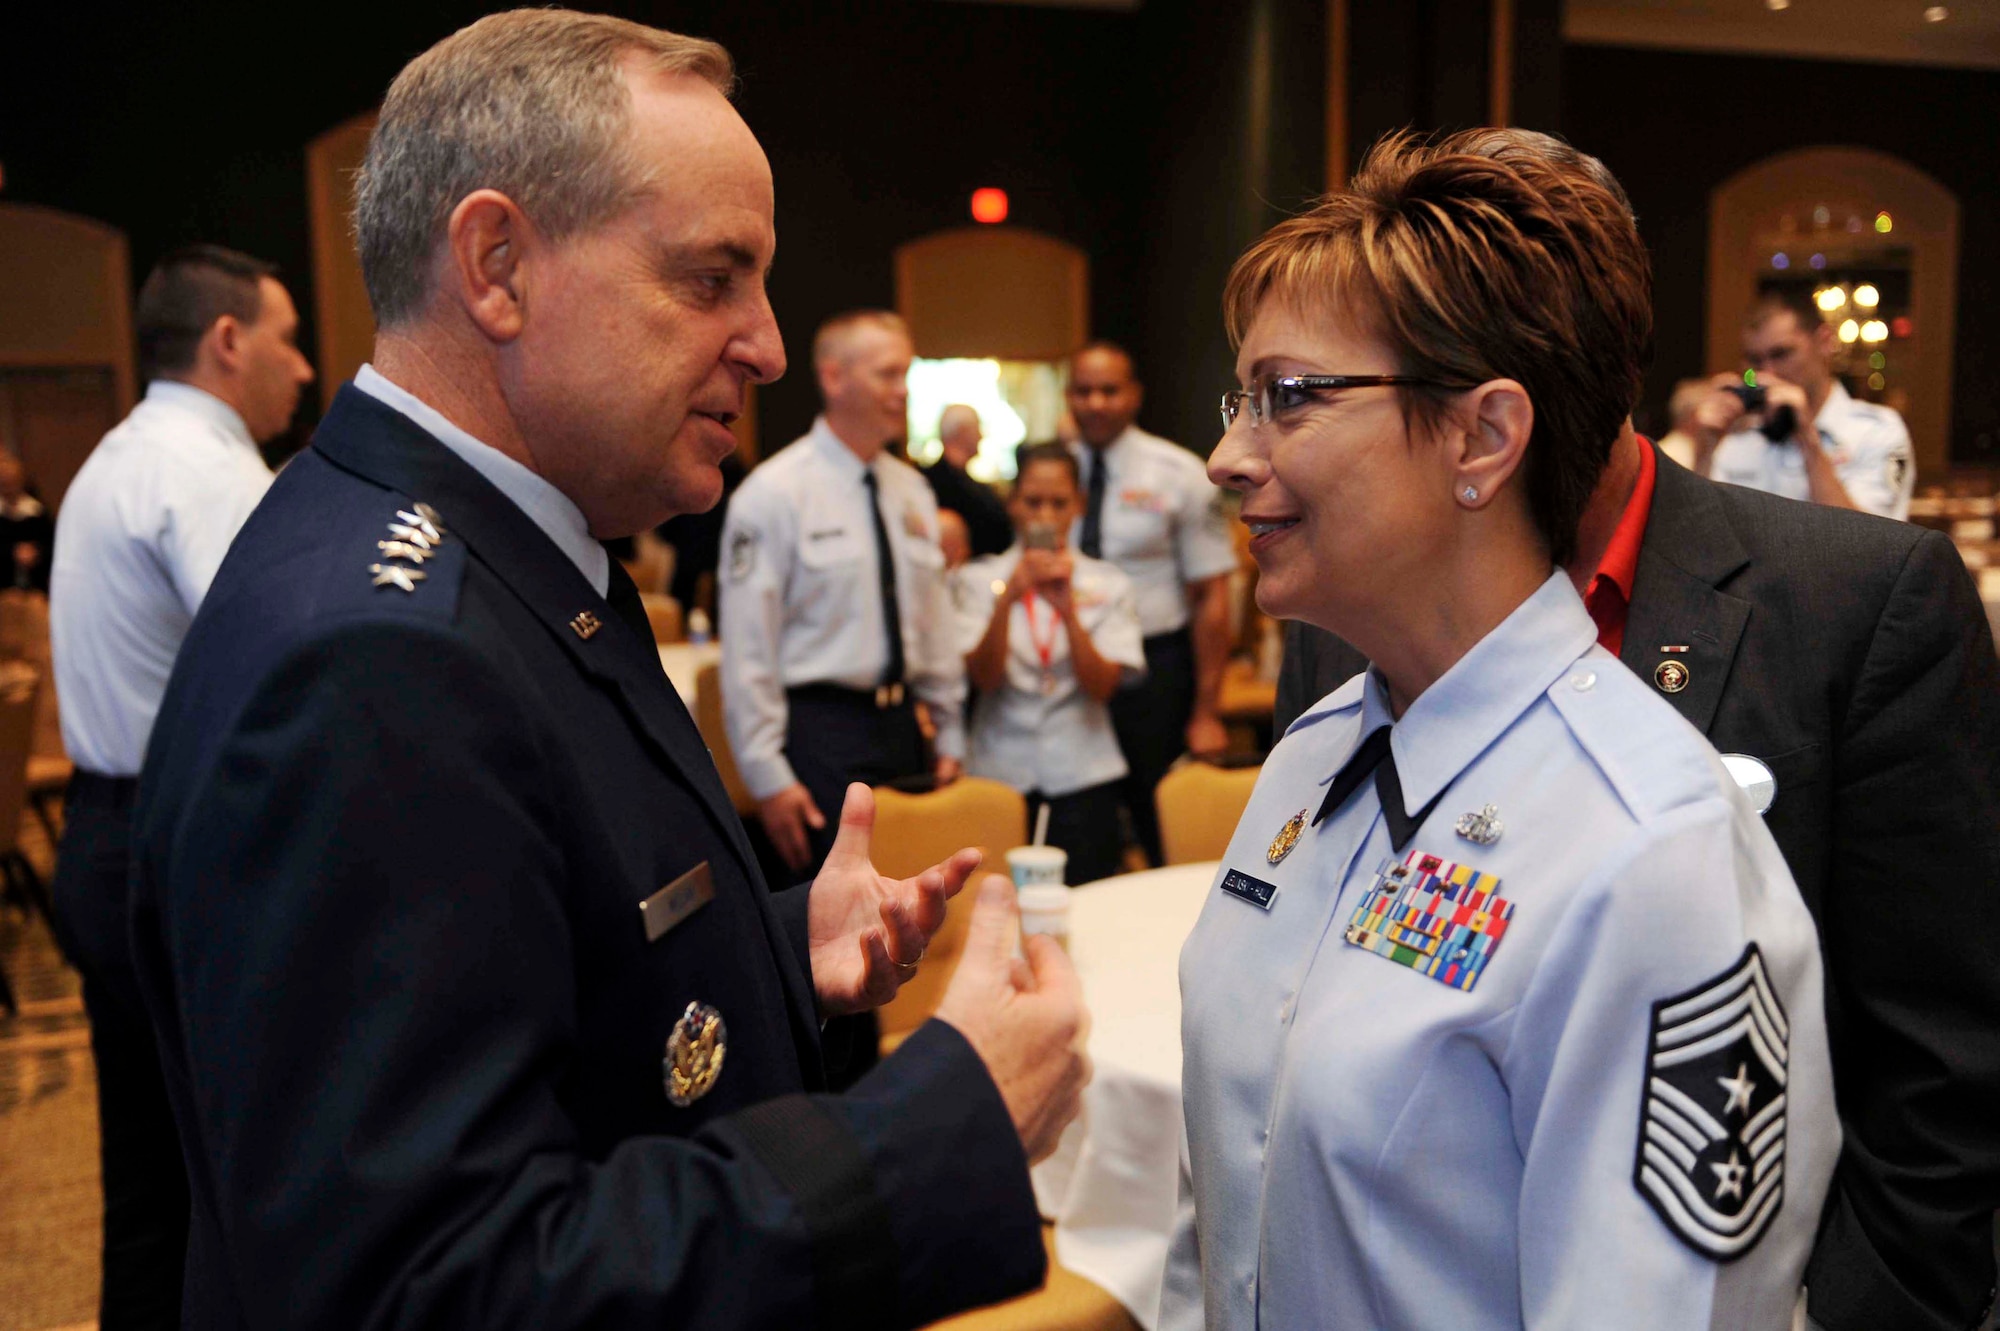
808;415;889;482
144;379;258;453
354;365;608;597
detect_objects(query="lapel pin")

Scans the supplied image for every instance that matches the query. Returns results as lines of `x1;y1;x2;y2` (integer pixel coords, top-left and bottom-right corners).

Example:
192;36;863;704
1660;644;1690;654
367;563;425;593
664;1001;727;1107
570;610;603;640
1267;809;1306;865
1454;803;1504;846
1655;659;1691;693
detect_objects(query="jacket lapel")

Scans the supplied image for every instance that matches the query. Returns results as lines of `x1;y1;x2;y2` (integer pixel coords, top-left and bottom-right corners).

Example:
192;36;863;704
1619;446;1752;736
308;391;820;1029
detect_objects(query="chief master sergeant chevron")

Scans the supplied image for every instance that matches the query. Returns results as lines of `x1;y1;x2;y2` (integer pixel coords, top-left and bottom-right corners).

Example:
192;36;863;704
125;12;1088;1329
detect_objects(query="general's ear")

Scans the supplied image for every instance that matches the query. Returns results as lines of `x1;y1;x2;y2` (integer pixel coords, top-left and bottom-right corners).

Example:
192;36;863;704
443;189;534;344
1451;380;1533;508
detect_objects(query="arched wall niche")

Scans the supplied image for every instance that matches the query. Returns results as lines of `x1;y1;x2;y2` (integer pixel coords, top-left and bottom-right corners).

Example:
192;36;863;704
0;203;135;508
1707;147;1958;475
894;226;1089;361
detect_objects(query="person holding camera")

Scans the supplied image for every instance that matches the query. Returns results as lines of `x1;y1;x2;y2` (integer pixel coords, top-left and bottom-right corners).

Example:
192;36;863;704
1691;290;1915;520
954;443;1145;886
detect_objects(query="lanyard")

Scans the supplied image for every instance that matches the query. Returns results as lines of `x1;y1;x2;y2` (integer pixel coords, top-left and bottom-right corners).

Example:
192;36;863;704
1021;588;1061;692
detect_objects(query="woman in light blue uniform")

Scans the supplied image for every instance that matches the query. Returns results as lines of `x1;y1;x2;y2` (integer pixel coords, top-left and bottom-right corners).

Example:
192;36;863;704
1161;132;1839;1331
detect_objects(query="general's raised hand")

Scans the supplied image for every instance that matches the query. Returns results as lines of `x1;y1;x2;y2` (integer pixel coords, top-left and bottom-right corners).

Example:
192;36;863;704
806;783;982;1015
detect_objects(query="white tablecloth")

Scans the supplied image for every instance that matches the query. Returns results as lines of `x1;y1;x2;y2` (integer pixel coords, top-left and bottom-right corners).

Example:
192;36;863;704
656;641;720;706
1030;861;1217;1330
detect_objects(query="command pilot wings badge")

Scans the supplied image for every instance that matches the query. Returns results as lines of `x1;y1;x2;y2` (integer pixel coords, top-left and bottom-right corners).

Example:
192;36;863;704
1635;943;1789;1261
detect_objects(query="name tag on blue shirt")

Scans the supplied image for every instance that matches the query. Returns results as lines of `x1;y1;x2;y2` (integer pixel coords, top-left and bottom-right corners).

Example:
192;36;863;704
1221;868;1279;910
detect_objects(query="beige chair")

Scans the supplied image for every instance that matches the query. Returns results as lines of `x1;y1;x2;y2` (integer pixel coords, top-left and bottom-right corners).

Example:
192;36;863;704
0;661;48;917
640;592;684;644
1155;761;1262;865
0;591;67;837
869;777;1026;1054
921;1225;1139;1331
692;663;756;816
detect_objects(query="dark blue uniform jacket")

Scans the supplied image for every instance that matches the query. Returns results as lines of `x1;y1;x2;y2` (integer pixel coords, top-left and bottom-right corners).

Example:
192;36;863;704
128;386;1043;1329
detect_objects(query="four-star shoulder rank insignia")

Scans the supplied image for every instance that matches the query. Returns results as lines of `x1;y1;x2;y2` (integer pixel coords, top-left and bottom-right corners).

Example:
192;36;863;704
663;1000;726;1107
1635;943;1789;1261
369;501;447;593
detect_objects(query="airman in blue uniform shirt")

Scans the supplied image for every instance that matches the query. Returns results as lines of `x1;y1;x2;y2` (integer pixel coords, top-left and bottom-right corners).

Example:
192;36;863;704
1162;572;1840;1331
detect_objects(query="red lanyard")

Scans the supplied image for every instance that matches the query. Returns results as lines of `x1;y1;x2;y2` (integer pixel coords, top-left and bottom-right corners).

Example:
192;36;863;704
1021;588;1060;683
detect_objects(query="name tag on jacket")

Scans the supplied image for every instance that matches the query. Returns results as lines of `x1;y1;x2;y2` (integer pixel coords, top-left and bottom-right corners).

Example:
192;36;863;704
640;862;716;942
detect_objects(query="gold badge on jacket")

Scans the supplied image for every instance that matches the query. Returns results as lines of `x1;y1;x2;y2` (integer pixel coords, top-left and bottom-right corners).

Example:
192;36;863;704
1267;809;1307;865
1654;659;1690;694
664;1001;726;1108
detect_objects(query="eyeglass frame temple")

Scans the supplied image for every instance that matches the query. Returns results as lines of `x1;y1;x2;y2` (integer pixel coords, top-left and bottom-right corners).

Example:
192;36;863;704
1218;374;1447;427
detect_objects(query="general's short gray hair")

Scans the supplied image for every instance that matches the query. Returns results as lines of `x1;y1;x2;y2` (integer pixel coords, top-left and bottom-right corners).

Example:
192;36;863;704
353;8;734;327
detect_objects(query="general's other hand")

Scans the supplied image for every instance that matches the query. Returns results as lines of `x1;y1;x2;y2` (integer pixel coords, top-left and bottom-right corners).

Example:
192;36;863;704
758;782;825;873
936;875;1090;1164
1185;709;1229;760
808;783;981;1015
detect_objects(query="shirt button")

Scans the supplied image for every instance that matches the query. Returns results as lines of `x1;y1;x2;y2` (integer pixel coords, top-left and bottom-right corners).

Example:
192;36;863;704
1570;670;1597;692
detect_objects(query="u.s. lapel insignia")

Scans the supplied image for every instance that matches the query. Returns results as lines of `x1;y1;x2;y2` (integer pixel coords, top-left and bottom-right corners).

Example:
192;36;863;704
1454;803;1503;846
1655;659;1691;694
570;610;602;640
367;563;425;593
663;1001;727;1107
1635;944;1789;1259
1267;809;1307;865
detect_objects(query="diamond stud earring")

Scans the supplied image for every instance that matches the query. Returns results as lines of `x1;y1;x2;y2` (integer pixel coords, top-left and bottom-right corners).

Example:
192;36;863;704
1461;485;1479;502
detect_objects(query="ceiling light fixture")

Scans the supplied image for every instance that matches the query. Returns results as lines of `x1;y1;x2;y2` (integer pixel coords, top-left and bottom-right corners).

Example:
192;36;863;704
1766;0;1790;10
1925;6;1950;22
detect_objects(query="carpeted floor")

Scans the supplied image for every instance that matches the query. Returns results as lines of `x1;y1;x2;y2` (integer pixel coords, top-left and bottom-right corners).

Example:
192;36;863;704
0;808;99;1331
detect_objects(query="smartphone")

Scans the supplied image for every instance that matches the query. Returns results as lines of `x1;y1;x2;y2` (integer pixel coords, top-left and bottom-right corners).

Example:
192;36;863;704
1024;522;1061;551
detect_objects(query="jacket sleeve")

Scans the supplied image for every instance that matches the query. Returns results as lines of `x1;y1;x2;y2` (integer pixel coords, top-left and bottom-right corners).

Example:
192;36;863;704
1805;529;2000;1331
143;619;1043;1331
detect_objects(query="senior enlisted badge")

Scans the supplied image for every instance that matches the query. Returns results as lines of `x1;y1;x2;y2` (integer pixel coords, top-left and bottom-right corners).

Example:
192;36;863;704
1267;809;1307;865
1343;849;1514;992
663;1001;726;1107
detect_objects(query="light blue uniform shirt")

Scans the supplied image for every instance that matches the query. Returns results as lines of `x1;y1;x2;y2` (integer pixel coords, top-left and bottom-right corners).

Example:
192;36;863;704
1162;572;1837;1331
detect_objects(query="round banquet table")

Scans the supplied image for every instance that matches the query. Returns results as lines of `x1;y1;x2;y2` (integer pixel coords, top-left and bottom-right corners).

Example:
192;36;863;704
1029;861;1219;1331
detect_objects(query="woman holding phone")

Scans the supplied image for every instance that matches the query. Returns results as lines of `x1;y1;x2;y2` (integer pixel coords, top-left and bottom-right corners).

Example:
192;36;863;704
1161;132;1839;1330
954;443;1145;884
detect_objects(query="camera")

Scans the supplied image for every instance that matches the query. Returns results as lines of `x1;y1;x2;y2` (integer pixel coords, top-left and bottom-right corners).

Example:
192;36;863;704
1724;383;1797;442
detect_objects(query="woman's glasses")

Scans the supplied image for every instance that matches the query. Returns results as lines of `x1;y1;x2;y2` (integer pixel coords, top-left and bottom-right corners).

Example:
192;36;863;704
1219;374;1453;431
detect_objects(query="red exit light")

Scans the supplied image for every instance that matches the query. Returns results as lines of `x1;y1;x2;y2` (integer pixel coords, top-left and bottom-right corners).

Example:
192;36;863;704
970;188;1009;224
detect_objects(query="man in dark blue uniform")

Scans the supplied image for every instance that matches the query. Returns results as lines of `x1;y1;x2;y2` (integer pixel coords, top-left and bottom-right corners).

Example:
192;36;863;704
127;12;1088;1329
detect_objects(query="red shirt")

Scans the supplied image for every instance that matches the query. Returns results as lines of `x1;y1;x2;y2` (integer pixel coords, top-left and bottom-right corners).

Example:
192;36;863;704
1582;439;1657;656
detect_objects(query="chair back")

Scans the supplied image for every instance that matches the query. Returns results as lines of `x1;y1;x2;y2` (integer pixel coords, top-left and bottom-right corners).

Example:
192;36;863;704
693;663;756;815
1155;760;1261;865
641;593;684;644
0;591;62;761
872;777;1027;1045
0;662;39;857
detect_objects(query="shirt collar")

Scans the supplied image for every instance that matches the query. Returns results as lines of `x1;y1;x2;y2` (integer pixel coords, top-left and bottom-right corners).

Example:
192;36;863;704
1815;380;1853;430
810;415;894;483
143;379;257;453
1362;571;1597;813
353;365;609;597
1071;425;1137;478
1588;434;1657;604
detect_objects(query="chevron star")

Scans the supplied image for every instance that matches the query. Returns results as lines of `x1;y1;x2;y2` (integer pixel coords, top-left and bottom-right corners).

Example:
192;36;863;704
386;523;436;551
396;507;444;543
1717;1062;1757;1117
1709;1149;1747;1202
368;563;427;593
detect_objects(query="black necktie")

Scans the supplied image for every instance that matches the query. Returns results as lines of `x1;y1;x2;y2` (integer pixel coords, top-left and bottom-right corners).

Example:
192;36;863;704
603;555;655;646
863;471;906;686
1312;725;1447;852
1079;450;1106;560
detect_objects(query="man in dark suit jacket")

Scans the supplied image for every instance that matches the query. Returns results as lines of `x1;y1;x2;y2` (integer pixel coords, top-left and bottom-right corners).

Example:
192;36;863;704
924;403;1013;559
128;13;1086;1328
1278;435;2000;1331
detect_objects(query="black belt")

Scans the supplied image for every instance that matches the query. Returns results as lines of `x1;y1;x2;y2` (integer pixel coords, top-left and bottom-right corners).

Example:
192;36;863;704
68;770;140;811
788;682;909;711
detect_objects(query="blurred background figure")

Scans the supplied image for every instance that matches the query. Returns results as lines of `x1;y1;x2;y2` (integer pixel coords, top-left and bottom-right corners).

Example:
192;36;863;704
955;443;1143;886
1693;290;1916;520
936;506;972;571
924;402;1011;558
1067;343;1236;867
1653;378;1710;471
48;241;310;1331
0;452;53;592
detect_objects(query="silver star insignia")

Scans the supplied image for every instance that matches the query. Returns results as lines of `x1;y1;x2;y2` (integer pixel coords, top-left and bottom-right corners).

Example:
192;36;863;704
1717;1062;1757;1117
1709;1149;1747;1202
386;524;436;551
395;508;443;544
368;563;426;593
377;540;432;564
